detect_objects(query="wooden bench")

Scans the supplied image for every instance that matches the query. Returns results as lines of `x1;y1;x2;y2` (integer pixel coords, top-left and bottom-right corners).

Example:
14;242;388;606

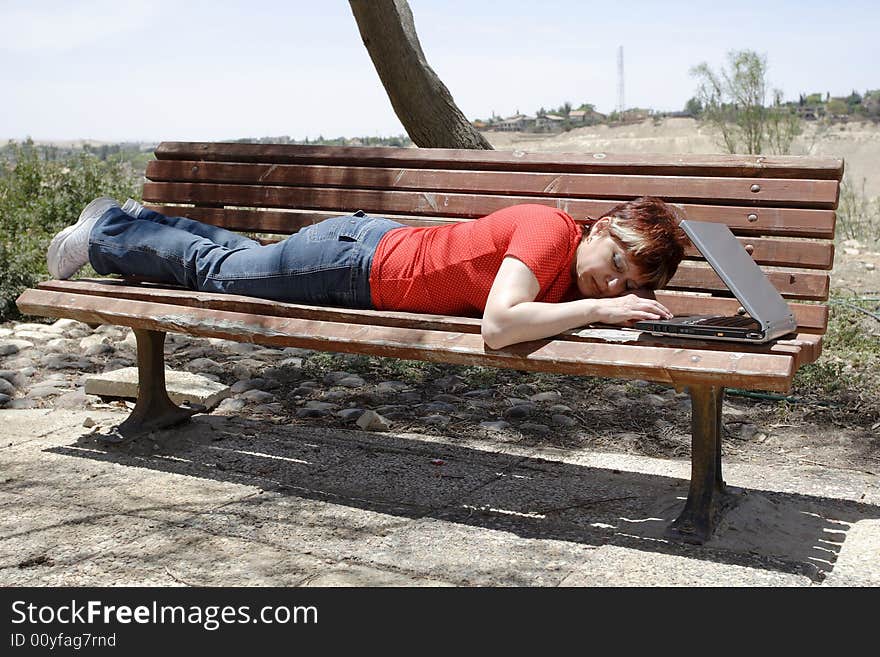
16;141;843;544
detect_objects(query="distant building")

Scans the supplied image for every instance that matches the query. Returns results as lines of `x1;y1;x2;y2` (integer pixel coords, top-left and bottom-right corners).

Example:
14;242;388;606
569;108;606;125
536;114;566;130
492;114;536;131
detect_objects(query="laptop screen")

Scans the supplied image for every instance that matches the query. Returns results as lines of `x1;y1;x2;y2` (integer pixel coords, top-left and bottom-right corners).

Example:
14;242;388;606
679;220;792;326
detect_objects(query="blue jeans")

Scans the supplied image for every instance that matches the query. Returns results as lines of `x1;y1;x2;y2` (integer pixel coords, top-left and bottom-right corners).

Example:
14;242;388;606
88;207;405;308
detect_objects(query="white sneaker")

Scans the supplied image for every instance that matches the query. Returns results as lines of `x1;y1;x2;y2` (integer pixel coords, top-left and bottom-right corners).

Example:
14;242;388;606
47;197;120;279
121;198;146;218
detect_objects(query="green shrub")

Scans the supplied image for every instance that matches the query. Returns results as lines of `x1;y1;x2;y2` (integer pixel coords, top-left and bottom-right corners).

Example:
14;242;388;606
0;140;141;320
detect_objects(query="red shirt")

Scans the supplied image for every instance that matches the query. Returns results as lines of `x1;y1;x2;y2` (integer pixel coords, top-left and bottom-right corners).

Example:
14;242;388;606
369;204;582;315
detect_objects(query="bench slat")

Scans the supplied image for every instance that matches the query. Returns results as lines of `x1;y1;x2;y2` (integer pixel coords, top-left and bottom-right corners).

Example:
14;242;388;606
154;142;845;181
144;205;835;271
669;263;829;300
16;288;798;392
38;278;827;338
145;160;840;209
142;182;837;238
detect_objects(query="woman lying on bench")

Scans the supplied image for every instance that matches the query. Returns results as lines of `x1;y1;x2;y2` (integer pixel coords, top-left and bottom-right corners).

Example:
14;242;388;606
47;196;687;349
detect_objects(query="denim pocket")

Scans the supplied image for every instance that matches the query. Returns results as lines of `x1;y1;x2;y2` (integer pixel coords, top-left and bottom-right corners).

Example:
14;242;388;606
307;215;366;243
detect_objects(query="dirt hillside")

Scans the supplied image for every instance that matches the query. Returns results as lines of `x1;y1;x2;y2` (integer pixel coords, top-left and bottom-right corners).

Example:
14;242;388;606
486;117;880;199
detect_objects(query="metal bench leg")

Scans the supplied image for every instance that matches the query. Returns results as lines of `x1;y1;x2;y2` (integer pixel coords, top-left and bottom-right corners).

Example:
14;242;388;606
105;329;200;441
666;385;738;544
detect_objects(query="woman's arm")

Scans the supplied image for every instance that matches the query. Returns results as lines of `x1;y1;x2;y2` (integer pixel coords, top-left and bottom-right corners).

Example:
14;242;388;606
481;256;672;349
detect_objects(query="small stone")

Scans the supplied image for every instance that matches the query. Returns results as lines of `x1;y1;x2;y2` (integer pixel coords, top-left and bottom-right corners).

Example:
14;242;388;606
551;414;577;427
55;390;88;409
463;388;495;399
728;422;759;441
865;263;876;271
83;342;114;356
549;404;572;414
45;337;76;353
0;378;15;396
15;322;62;333
432;393;461;403
27;385;66;399
185;358;225;376
723;405;748;418
503;404;535;421
423;414;451;427
514;383;538;396
644;393;667;407
7;399;36;409
216;398;247;414
278;357;304;368
12;331;53;343
336;408;365;422
304;401;339;411
52;318;88;332
82;417;96;428
240;389;275;403
252;402;283;415
224;342;262;355
337;375;366;388
41;354;89;370
435;375;465;392
479;420;510;432
0;342;21;356
418;401;456;414
376;404;406;415
520;422;551;435
231;358;265;380
376;381;409;393
0;393;11;407
529;390;562;403
323;371;353;385
356;410;391;431
296;407;329;418
843;247;860;256
321;390;348;401
231;378;266;394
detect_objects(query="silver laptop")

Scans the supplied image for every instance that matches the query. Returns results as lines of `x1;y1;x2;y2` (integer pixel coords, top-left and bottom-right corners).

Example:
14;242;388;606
633;220;797;343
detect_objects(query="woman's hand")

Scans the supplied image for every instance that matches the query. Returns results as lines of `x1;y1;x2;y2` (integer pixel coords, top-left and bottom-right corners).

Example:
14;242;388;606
592;294;673;326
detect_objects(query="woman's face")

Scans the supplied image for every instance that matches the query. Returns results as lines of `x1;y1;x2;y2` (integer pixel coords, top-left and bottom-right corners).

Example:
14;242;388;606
572;219;648;298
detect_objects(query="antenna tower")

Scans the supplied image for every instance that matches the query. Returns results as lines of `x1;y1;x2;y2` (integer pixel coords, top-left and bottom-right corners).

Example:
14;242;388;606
617;46;625;113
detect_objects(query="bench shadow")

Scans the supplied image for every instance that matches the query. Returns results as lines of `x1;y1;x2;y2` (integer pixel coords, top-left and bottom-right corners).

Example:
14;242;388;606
45;415;880;582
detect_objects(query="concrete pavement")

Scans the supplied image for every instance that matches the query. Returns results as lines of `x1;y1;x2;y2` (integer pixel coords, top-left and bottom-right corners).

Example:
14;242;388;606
1;408;878;587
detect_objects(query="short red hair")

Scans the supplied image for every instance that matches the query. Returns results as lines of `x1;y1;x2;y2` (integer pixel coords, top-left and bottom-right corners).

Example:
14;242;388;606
592;196;689;289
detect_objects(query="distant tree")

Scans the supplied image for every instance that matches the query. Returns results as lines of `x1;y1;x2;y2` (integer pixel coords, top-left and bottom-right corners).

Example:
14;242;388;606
863;90;880;117
690;50;801;154
349;0;492;149
826;99;849;116
684;96;703;116
845;90;862;107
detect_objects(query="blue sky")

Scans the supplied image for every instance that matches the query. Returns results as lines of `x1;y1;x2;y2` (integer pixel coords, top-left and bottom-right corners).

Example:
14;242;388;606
2;0;878;142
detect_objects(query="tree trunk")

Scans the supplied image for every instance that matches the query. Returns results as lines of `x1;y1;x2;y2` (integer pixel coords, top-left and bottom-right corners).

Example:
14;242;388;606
349;0;493;150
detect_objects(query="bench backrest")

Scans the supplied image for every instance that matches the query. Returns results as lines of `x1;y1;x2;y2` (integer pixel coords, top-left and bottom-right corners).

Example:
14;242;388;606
143;142;843;335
